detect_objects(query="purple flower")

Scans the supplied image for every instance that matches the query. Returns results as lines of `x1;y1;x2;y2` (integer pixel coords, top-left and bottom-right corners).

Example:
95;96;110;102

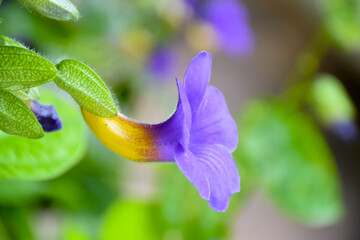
185;0;254;57
147;48;179;82
82;51;239;211
30;101;62;132
173;51;239;211
199;0;254;57
184;0;199;9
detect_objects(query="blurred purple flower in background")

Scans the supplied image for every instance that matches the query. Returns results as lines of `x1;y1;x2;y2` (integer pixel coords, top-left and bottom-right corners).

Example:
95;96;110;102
185;0;254;57
331;121;358;142
147;48;179;81
30;101;62;132
174;51;240;211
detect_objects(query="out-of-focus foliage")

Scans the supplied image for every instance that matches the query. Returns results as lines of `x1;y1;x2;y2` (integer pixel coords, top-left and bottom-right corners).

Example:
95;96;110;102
159;166;231;240
321;0;360;50
236;99;344;225
17;0;79;21
61;219;92;240
101;201;162;240
0;90;43;138
0;89;86;179
55;59;117;117
0;207;34;240
309;74;356;125
0;179;45;205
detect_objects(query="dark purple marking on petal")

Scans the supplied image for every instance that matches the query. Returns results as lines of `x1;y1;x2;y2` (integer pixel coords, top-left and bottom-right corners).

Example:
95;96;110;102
190;86;238;152
199;0;254;57
30;101;62;132
183;51;212;115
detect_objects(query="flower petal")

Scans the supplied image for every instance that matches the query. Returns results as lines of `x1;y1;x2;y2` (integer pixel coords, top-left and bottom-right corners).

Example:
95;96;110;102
158;77;192;149
175;143;240;212
30;101;62;132
190;86;238;152
174;144;210;200
183;51;212;115
200;0;254;57
190;144;240;211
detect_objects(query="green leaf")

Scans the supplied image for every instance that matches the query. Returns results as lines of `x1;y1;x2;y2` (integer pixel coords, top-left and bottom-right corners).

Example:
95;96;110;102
0;89;87;180
0;90;43;139
55;59;117;117
12;87;40;101
0;35;26;48
321;0;360;50
0;46;57;90
61;218;92;240
309;74;356;125
101;201;161;240
0;180;45;205
17;0;79;21
238;99;344;225
0;207;34;240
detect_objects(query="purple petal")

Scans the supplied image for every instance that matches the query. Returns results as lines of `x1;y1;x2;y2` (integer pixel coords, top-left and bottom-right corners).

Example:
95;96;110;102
190;86;238;152
147;78;192;160
174;144;210;200
184;0;199;10
199;0;254;57
175;143;240;212
183;51;212;115
30;101;62;132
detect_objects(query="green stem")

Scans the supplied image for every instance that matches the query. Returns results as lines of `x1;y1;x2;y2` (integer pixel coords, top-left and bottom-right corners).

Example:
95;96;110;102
0;207;34;240
285;26;331;104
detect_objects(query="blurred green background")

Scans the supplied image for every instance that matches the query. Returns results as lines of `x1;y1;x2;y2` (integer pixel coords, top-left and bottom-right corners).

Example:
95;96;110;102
1;0;360;239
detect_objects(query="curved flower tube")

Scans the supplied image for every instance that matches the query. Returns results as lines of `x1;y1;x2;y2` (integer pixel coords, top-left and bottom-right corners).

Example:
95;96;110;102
82;51;239;211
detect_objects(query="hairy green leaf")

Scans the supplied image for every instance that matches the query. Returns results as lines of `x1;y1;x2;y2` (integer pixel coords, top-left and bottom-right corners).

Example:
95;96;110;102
0;46;57;90
12;87;40;101
0;35;26;48
55;59;117;117
0;90;43;139
238;99;344;225
17;0;79;21
0;90;87;180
